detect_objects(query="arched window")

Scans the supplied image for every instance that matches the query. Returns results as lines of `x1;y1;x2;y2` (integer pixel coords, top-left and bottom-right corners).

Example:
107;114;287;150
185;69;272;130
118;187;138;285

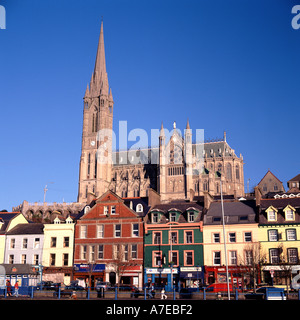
87;153;91;176
226;163;232;181
235;165;240;180
217;163;222;173
94;153;97;178
136;204;143;213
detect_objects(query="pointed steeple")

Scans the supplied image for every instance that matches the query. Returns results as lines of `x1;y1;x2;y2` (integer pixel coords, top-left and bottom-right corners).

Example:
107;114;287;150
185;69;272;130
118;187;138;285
84;83;90;98
186;118;190;130
90;20;109;97
159;121;165;137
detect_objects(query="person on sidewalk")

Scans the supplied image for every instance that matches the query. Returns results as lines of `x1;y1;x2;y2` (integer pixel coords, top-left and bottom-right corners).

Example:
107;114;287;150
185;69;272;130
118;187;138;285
6;280;12;297
14;281;19;297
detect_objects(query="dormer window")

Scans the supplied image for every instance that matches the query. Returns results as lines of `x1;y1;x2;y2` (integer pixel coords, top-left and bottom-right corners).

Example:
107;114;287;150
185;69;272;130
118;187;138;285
152;212;159;223
284;205;295;221
136;204;143;213
188;211;195;222
170;212;176;222
266;207;277;222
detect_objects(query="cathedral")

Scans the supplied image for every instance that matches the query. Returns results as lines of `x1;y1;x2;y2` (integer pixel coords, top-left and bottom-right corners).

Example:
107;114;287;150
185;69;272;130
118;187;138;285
77;21;245;204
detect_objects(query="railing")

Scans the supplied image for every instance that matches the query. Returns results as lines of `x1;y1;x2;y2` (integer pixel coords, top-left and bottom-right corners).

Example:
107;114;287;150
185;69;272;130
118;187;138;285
0;286;298;300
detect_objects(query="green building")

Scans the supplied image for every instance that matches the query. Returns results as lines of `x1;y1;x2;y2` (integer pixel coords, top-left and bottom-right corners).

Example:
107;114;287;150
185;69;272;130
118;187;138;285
144;201;204;291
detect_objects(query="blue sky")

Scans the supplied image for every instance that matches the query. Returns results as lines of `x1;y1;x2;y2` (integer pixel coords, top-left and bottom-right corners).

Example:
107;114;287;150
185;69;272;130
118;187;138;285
0;0;299;210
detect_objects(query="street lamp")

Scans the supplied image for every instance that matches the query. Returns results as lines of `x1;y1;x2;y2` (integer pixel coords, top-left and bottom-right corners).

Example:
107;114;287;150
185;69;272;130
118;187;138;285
217;171;230;300
166;218;173;291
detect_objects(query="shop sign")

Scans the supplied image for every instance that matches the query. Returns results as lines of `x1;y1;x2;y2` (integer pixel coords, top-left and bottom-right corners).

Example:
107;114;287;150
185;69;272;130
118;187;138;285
180;267;202;272
146;268;178;274
74;264;105;272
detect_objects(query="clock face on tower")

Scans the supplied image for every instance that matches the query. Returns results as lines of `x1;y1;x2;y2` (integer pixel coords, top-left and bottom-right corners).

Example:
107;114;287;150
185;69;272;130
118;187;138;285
90;140;96;147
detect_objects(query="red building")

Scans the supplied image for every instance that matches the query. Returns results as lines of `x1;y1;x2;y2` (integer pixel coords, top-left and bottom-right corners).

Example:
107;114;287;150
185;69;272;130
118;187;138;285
74;190;144;288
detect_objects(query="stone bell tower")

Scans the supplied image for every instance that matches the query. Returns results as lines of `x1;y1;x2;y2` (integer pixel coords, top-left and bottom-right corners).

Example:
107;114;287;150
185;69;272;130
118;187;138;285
78;21;114;203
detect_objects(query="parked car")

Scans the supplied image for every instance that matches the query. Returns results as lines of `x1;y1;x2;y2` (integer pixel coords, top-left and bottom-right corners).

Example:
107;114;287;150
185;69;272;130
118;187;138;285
65;280;85;291
115;284;136;291
245;286;286;300
130;286;156;298
95;281;111;291
36;281;61;290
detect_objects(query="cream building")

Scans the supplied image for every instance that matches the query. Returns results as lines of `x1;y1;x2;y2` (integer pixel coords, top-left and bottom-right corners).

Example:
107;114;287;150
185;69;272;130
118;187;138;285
42;216;75;284
203;200;259;287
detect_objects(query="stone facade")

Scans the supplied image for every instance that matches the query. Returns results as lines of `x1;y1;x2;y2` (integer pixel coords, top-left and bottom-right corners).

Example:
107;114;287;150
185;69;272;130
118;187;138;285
257;170;285;196
77;22;245;204
12;200;84;222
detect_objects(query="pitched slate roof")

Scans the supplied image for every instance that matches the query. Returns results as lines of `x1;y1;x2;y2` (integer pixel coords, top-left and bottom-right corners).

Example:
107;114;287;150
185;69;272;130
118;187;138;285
260;197;300;210
204;200;257;225
288;174;300;182
259;197;300;224
146;201;203;224
151;202;203;213
113;140;237;166
6;223;44;235
0;212;22;234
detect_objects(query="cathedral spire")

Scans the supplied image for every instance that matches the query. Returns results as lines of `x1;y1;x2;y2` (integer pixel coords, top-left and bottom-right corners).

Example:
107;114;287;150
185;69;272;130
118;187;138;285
90;20;109;97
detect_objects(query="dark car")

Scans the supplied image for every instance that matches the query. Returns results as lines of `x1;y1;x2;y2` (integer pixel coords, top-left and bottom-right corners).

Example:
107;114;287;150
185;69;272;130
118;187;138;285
131;286;156;298
115;284;136;291
65;280;85;291
244;286;286;300
37;281;61;290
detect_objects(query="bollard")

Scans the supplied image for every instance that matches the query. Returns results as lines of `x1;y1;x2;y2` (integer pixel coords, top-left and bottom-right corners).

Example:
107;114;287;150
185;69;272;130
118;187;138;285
115;286;118;300
235;289;238;300
58;287;61;299
87;287;90;300
144;287;147;300
4;286;7;298
173;287;176;300
203;288;206;300
31;286;34;299
298;289;300;300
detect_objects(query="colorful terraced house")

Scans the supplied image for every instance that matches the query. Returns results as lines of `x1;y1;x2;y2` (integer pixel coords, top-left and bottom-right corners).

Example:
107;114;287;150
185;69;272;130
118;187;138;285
144;200;204;291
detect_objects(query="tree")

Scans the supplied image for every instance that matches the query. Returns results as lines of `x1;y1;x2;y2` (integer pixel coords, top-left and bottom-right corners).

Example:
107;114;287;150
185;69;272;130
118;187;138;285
238;243;266;292
111;244;131;289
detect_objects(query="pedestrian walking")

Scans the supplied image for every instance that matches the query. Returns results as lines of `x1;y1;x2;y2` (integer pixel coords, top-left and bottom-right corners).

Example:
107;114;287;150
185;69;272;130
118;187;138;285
6;280;12;297
14;281;19;297
161;288;167;300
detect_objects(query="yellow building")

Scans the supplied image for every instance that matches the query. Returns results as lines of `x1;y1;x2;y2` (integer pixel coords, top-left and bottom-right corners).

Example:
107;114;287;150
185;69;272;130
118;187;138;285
259;196;300;287
203;200;259;288
0;212;28;263
42;216;75;285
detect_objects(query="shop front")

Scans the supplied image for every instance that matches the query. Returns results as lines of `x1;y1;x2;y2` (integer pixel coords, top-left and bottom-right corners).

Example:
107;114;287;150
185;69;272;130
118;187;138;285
42;266;73;285
73;263;105;288
0;264;40;294
262;265;300;288
179;267;204;289
145;267;179;291
205;266;259;290
105;263;143;288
